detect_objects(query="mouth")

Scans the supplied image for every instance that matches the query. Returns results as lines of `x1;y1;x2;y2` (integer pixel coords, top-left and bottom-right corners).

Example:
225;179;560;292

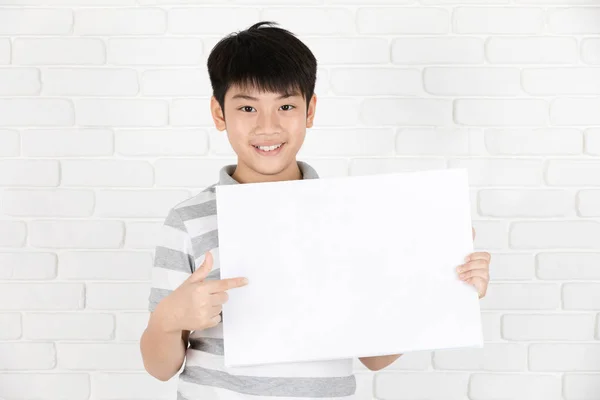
252;142;286;156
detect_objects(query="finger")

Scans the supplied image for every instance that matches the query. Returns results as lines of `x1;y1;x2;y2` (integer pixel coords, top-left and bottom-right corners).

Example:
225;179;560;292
210;305;223;316
187;251;213;283
465;252;491;262
205;277;249;293
467;277;487;298
457;259;489;273
210;291;229;306
472;227;476;240
459;269;489;281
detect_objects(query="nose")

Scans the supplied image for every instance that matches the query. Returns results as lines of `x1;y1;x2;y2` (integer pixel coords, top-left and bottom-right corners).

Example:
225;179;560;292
256;108;280;134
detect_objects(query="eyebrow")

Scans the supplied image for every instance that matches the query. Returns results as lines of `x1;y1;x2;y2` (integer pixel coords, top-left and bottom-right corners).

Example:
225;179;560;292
231;92;300;101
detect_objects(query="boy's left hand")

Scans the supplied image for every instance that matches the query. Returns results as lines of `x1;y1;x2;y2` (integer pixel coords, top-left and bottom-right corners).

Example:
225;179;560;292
456;227;490;299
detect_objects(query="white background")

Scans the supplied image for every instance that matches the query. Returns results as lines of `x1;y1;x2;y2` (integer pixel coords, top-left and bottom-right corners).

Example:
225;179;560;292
0;1;599;399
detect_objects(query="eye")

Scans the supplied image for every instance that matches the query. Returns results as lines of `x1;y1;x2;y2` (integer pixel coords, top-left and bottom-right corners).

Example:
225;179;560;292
281;105;295;111
239;106;255;113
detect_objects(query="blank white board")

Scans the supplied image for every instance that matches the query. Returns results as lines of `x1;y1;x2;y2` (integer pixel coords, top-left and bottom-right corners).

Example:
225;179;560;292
215;168;483;367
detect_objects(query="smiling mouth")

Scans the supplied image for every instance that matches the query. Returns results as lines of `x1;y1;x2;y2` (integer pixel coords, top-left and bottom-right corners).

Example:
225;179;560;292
252;142;286;156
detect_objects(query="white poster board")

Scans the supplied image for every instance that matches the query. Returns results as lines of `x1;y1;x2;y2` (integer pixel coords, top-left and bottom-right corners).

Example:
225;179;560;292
215;168;483;367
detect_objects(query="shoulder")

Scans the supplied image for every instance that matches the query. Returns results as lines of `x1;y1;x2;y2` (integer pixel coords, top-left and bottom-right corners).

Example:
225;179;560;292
168;185;218;225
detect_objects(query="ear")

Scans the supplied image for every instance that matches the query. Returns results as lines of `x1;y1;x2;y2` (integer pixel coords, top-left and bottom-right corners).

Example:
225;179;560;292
306;94;317;129
211;96;226;131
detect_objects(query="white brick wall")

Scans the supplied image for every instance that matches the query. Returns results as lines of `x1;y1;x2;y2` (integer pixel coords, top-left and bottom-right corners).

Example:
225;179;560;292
0;2;598;399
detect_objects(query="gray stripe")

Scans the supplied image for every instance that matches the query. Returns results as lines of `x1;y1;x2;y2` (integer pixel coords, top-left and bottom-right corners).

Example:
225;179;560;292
180;366;356;398
176;392;188;400
191;230;219;258
178;200;217;222
154;246;194;274
165;209;186;231
148;287;172;312
189;337;224;355
205;267;221;282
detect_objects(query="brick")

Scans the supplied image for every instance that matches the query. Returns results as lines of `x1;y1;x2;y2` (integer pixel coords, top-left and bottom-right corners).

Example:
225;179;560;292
563;284;600;310
264;7;355;35
0;8;72;35
298;159;349;178
0;0;134;3
312;97;361;126
454;7;543;34
13;38;105;65
585;128;600;155
169;7;260;34
361;98;452;126
551;98;600;125
169;98;215;127
0;68;40;95
299;128;395;157
547;161;600;186
43;68;138;96
76;99;167;127
57;343;143;370
433;343;527;371
582;38;600;64
479;283;560;310
155;158;235;187
0;38;9;64
454;99;548;126
383;351;431;371
0;313;21;339
0;374;89;400
350;158;446;177
75;8;165;35
396;128;478;156
30;220;124;248
537;252;600;280
479;189;572;218
108;38;202;65
470;373;561;400
579;190;600;216
502;314;594;341
486;37;577;64
141;69;210;96
548;8;600;33
392;37;484;64
375;372;469;400
512;221;600;249
487;253;535;280
116;312;149;341
330;68;423;96
0;129;19;156
86;283;151;310
0;99;73;126
523;68;600;95
92;373;176;399
95;190;190;217
357;8;449;34
448;159;543;186
23;313;114;340
485;128;582;155
530;344;600;371
115;129;208;155
0;221;26;247
61;160;153;187
474;220;510;251
124;221;162;249
424;67;520;96
0;343;55;370
0;253;56;280
2;189;94;217
21;128;113;157
303;38;389;64
481;312;502;342
516;0;600;2
60;251;152;281
564;374;600;400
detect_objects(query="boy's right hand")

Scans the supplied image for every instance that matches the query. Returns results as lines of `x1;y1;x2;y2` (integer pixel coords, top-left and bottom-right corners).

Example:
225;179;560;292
154;251;249;333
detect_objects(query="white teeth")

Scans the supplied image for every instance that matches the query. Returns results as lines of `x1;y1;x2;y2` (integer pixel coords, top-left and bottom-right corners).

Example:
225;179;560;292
255;143;283;152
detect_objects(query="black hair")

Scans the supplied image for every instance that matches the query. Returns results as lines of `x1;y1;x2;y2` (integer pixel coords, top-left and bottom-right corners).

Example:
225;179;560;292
207;21;317;118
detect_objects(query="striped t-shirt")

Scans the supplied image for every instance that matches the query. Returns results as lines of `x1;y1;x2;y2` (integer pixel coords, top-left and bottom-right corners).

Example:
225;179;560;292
148;161;357;400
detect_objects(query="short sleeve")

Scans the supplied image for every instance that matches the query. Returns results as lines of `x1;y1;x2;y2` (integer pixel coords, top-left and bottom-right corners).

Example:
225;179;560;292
148;208;195;313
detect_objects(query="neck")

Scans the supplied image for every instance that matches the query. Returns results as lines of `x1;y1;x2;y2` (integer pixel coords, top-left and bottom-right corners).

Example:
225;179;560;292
232;160;302;184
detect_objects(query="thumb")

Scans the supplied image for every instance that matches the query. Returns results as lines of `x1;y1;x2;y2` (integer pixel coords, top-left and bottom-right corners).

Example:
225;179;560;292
187;251;213;283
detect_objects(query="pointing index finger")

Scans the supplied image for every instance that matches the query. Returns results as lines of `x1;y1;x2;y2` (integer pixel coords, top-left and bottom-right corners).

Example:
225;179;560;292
205;277;249;293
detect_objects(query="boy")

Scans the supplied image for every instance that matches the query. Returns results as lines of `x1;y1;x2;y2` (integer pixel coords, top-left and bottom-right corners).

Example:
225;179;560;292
140;21;491;399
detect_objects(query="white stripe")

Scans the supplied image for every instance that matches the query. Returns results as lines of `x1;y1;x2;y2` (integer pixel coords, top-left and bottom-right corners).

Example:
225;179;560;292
175;191;216;208
190;324;223;339
151;267;190;291
178;379;358;400
185;348;354;378
158;224;193;254
186;214;218;238
194;247;221;270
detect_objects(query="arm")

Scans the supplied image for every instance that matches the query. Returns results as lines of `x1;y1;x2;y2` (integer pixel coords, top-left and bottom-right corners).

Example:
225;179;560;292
358;354;402;371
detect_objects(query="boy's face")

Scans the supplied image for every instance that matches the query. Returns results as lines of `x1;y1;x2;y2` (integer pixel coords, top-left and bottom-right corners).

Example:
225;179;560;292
210;84;317;181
